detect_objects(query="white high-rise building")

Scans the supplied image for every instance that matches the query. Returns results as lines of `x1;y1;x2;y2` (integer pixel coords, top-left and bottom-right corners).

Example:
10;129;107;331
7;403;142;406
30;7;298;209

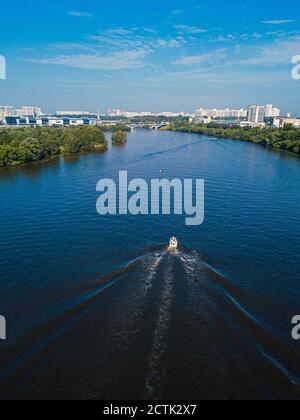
272;107;281;117
0;106;14;118
108;109;125;117
247;105;266;123
195;108;247;118
264;104;281;118
195;105;280;121
265;104;274;118
15;106;42;117
108;109;154;118
57;111;93;116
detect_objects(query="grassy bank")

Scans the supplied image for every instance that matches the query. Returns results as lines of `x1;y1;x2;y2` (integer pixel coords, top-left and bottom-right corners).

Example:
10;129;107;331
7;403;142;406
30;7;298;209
167;123;300;156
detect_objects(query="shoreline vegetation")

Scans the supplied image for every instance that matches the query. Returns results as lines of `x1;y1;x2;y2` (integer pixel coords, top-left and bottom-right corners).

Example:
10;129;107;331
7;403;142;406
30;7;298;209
1;121;300;168
112;130;128;146
166;123;300;156
101;125;131;133
0;126;109;168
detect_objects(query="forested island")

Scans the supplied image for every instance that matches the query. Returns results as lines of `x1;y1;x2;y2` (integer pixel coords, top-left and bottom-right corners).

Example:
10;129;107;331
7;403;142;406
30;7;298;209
0;126;108;167
112;130;128;146
167;123;300;156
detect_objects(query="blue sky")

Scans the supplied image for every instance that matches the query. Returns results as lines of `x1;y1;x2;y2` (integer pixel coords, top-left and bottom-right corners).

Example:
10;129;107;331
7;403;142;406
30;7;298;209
0;0;300;114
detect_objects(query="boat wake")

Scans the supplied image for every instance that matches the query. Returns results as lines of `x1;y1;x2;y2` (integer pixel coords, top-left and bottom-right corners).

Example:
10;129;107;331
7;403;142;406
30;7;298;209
145;258;174;400
0;245;299;400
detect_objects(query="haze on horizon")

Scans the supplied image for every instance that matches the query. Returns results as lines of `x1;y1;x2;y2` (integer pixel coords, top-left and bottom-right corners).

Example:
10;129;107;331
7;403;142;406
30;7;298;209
0;0;300;114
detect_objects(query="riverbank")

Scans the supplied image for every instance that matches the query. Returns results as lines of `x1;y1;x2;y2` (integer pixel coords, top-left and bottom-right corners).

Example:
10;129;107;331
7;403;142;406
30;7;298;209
166;123;300;156
0;126;108;168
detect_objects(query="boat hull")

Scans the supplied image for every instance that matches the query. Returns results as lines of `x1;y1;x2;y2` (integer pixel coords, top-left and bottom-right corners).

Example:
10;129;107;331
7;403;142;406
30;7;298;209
168;237;178;252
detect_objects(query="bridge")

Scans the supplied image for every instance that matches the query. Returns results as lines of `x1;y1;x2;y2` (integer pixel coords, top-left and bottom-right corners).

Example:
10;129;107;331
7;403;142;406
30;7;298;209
130;123;170;130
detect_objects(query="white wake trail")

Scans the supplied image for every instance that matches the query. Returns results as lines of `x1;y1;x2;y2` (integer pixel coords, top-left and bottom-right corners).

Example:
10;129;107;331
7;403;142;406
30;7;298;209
145;261;174;400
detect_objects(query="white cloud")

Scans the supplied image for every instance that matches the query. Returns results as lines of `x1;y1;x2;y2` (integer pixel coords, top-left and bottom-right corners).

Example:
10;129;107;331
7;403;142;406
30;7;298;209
262;19;295;25
69;11;93;18
105;28;133;36
174;25;207;34
27;50;147;71
172;54;212;66
155;39;181;48
172;10;184;15
172;49;226;66
25;26;186;74
240;36;300;65
88;28;183;51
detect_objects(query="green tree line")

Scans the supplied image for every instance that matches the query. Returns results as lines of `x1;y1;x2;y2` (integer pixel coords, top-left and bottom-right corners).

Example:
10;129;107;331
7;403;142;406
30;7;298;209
0;126;108;167
167;123;300;156
101;125;131;133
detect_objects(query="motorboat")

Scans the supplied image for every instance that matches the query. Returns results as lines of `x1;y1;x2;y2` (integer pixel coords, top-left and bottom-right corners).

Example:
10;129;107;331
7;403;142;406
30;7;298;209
168;237;178;252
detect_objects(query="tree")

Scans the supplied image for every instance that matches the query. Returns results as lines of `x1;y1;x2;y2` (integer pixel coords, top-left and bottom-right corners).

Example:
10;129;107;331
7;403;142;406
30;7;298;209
0;145;8;166
112;131;128;146
20;137;44;162
0;126;109;167
169;123;300;156
63;131;81;153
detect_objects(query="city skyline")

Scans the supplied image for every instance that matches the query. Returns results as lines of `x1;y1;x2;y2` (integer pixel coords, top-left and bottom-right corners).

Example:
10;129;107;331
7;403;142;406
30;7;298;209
0;0;300;114
4;102;298;130
0;103;285;118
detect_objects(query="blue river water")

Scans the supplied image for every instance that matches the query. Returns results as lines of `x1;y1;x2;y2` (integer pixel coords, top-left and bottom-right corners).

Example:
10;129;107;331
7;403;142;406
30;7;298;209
0;129;299;399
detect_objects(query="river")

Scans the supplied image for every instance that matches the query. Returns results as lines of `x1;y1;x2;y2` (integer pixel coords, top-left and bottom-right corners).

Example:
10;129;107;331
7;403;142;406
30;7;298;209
0;129;299;399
